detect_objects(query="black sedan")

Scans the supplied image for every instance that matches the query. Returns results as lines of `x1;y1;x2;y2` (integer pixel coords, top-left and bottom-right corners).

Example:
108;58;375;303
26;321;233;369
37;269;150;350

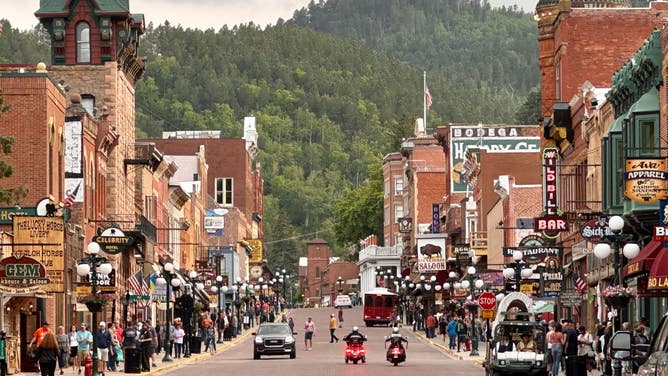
252;322;297;359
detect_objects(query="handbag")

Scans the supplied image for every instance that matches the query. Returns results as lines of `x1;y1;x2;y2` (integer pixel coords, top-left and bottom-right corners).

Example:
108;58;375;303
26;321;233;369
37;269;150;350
115;345;123;362
27;345;37;361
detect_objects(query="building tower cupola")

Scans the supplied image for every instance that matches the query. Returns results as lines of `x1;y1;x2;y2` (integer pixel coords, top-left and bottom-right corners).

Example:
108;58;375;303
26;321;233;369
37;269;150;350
34;0;146;83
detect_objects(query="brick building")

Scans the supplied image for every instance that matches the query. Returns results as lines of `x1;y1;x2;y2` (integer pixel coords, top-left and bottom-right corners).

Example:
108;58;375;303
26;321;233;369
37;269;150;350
304;238;330;306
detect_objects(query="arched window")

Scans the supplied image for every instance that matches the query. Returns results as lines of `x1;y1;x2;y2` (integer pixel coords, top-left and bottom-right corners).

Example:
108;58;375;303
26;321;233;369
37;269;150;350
76;22;90;63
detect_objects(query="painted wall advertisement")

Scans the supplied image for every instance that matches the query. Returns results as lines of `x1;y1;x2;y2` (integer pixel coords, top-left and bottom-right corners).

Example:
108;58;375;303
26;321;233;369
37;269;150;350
416;235;446;272
12;216;65;292
625;158;667;203
64;118;84;203
449;125;540;193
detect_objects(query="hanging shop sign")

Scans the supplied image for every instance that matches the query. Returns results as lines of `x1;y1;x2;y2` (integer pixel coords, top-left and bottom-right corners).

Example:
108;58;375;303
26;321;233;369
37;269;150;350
534;146;568;239
92;227;134;255
416;235;447;272
581;218;614;243
12;216;64;292
247;239;264;264
625;158;667;203
0;255;49;287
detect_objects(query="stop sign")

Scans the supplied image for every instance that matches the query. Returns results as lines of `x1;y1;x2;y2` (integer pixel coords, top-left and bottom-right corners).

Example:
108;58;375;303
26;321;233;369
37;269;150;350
478;292;497;310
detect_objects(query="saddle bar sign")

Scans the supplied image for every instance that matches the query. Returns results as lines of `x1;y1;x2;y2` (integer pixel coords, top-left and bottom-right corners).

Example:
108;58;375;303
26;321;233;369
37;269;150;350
416;235;447;272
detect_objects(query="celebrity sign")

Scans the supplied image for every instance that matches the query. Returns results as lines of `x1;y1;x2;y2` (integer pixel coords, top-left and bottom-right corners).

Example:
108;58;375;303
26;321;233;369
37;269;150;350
12;216;65;292
625;159;667;203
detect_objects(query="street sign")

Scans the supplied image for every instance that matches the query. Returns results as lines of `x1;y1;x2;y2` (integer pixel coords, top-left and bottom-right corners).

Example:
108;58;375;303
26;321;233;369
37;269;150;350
482;309;495;319
479;292;497;310
128;294;150;301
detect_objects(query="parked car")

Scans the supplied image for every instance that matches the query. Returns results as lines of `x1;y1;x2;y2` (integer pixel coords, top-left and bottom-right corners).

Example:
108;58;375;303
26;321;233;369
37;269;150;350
335;294;353;308
252;322;297;359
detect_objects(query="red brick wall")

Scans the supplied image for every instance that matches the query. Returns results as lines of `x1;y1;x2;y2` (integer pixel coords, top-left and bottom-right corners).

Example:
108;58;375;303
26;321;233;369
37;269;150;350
540;6;668;116
305;239;330;301
0;75;66;207
382;153;404;245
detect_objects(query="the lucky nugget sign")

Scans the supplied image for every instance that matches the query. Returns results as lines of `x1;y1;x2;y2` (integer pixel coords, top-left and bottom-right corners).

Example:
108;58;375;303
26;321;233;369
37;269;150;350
12;216;65;292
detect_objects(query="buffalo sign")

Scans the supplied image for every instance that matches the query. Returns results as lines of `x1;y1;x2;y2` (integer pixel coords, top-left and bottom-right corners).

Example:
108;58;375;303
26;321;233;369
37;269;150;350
417;234;447;272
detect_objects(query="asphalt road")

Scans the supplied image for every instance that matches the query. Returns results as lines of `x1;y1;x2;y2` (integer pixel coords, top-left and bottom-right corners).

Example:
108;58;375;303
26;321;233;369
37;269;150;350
159;306;484;376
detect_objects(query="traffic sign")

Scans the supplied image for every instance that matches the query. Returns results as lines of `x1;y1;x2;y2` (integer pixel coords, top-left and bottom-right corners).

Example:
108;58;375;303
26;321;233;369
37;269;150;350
482;309;495;319
479;292;497;310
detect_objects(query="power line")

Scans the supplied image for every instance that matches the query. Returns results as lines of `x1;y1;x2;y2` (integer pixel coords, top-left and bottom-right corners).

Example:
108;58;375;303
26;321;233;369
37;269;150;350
265;231;320;245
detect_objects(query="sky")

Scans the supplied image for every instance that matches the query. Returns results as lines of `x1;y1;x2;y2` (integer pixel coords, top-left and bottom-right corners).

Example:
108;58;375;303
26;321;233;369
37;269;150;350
2;0;536;32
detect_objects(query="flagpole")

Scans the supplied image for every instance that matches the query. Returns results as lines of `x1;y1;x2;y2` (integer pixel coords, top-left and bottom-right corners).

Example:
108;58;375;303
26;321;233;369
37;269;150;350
423;71;427;133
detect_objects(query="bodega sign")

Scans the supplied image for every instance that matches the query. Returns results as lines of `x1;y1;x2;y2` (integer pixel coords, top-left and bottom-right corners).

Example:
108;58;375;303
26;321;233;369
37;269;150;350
625;159;667;203
534;147;568;239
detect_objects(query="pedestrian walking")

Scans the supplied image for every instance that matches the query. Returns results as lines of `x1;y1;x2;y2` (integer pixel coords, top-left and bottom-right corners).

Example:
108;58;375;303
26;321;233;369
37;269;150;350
75;324;92;375
67;325;78;375
288;317;295;332
338;307;344;328
55;326;68;376
35;332;59;376
426;312;436;339
304;317;315;351
95;322;111;376
138;322;154;372
578;325;595;374
173;323;185;359
563;319;581;376
457;318;468;352
329;314;339;343
447;317;458;350
548;323;564;376
439;315;447;343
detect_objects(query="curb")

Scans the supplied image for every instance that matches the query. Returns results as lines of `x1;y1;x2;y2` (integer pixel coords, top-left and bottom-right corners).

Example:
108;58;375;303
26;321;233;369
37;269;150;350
408;329;486;367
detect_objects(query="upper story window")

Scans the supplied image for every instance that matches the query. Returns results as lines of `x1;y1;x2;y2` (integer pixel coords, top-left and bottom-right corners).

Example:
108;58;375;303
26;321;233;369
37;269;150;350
394;177;403;196
215;177;233;206
384;179;389;198
81;94;95;116
394;203;404;223
76;22;90;63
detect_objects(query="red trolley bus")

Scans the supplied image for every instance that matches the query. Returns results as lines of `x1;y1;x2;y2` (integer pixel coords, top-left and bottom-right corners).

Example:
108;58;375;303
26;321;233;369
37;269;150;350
363;288;397;327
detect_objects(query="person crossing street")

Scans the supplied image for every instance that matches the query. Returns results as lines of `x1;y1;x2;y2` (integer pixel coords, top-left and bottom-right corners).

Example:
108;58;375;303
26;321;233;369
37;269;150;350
329;314;339;343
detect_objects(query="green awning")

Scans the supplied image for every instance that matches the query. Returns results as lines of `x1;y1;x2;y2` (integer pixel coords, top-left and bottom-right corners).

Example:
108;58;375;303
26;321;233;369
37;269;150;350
607;110;628;134
628;87;659;114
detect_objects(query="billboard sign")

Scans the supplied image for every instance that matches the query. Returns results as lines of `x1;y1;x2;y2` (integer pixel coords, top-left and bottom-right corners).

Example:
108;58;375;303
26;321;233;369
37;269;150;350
12;216;65;292
449;125;540;193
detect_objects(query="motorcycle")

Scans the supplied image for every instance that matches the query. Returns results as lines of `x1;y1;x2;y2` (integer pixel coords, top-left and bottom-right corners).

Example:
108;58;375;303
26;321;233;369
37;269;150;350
344;341;367;364
385;338;407;366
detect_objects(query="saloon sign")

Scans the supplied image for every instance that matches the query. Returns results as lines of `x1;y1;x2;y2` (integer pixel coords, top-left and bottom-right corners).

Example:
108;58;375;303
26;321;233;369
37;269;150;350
625;158;667;203
0;255;49;286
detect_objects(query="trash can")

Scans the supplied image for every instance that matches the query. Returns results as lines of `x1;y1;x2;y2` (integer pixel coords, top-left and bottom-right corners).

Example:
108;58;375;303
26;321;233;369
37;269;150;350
124;348;141;374
190;336;202;354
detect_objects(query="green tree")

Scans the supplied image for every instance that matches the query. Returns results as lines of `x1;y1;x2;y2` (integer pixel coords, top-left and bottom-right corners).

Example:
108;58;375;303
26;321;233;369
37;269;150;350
514;86;542;125
333;158;384;248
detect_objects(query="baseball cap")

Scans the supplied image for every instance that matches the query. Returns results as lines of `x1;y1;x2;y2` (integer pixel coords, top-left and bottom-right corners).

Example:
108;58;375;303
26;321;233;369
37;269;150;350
99;321;106;327
80;323;86;328
42;321;50;326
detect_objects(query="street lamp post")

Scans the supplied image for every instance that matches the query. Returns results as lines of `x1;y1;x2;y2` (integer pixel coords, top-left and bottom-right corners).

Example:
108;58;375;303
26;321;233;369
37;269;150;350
461;266;484;356
156;262;181;362
76;242;112;376
594;216;639;326
183;270;200;358
593;216;639;376
503;250;533;292
211;275;228;343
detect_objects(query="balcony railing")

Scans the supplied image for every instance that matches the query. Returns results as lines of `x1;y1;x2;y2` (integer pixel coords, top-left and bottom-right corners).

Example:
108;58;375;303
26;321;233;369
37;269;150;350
358;245;402;261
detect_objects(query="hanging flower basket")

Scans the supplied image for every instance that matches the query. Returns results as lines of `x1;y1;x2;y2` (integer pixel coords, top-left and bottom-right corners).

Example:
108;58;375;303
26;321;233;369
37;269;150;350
78;293;114;312
603;286;636;308
463;300;480;312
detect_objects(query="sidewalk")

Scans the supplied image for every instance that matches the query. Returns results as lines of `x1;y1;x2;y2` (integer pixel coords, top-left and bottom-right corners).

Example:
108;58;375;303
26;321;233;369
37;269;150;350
13;328;255;376
409;329;487;367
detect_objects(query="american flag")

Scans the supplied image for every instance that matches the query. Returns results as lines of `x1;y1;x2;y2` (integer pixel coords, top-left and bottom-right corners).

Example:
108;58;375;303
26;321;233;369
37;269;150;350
127;271;142;295
425;87;433;109
64;183;81;207
573;272;588;295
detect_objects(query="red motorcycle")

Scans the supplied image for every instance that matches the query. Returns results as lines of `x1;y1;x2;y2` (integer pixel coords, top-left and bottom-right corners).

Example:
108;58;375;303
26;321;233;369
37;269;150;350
386;343;406;366
344;342;367;364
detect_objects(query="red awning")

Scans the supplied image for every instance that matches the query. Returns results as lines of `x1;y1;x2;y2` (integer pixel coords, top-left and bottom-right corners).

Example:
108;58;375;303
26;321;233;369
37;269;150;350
624;240;663;278
648;248;668;290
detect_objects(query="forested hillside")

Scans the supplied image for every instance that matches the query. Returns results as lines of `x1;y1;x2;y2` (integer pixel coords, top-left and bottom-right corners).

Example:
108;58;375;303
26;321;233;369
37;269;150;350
290;0;540;111
0;0;548;261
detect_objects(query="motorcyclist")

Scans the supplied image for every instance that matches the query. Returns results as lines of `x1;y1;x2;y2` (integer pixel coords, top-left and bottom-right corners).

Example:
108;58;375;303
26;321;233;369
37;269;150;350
343;326;367;345
385;327;408;361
